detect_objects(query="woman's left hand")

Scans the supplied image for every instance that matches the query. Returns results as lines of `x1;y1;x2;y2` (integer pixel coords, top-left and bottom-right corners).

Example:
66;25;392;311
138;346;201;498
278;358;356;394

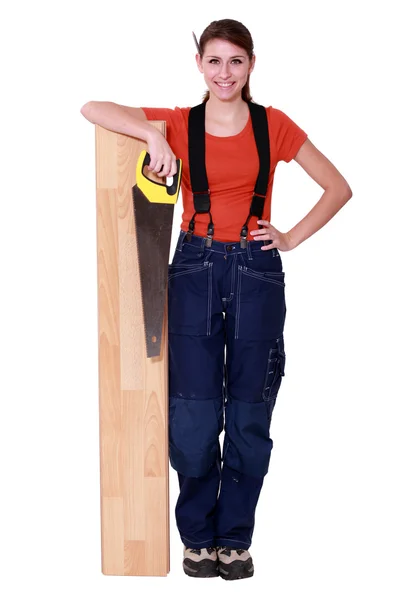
250;220;294;252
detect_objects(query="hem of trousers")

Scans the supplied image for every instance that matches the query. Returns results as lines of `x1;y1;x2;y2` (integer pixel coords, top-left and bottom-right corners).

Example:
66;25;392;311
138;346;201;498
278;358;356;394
215;538;251;550
181;535;215;549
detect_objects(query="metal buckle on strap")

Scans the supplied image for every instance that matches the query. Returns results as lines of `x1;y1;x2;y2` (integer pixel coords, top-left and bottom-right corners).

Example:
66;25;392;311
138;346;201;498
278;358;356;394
186;217;196;242
205;220;214;248
240;225;248;249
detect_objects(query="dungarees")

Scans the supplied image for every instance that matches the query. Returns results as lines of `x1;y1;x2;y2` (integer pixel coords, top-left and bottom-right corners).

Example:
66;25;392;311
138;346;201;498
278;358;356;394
167;102;287;550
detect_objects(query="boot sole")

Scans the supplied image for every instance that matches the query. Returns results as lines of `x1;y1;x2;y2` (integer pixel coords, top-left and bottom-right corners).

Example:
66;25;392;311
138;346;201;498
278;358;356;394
183;558;219;578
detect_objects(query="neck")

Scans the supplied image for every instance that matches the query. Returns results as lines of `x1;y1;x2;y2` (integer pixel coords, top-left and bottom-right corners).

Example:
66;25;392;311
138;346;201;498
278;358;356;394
205;94;248;121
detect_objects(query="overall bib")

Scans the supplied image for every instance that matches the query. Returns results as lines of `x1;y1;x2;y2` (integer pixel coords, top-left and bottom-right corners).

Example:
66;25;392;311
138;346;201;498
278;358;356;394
168;102;286;550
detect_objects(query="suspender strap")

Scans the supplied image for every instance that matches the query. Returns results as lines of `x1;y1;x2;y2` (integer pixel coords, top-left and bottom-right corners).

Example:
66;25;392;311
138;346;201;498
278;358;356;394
248;101;270;215
239;102;271;247
187;103;214;243
188;102;210;210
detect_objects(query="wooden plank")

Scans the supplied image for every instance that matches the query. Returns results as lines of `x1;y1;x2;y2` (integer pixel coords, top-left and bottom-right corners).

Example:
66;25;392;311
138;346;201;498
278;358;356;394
95;122;169;576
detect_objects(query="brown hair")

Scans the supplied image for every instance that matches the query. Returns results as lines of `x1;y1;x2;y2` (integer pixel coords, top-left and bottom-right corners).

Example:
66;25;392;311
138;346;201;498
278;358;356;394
195;19;254;103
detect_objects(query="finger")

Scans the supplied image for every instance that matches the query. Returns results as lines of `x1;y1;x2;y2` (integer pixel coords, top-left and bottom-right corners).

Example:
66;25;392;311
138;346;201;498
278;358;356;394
148;156;160;171
250;223;273;236
158;158;172;178
149;156;165;172
168;159;178;177
261;237;282;251
152;159;165;174
253;231;271;240
261;241;276;251
166;157;177;178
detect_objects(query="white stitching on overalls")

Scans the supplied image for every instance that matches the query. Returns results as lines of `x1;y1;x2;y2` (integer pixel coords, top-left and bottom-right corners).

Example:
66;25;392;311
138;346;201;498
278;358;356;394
223;254;237;303
235;265;243;339
207;262;213;336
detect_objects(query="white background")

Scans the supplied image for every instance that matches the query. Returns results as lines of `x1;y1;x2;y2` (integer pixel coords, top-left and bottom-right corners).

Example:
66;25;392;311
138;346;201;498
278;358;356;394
1;0;399;598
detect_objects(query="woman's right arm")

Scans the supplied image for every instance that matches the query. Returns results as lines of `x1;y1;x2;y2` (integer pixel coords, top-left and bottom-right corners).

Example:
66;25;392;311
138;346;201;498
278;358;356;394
80;101;177;177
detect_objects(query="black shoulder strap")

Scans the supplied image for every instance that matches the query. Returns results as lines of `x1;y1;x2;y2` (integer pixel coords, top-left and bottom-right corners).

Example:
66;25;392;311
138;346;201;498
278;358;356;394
188;102;210;213
248;102;270;218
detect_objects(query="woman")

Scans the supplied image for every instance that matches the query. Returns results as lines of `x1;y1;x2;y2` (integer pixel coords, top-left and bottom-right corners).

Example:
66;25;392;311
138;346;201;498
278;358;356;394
81;19;352;581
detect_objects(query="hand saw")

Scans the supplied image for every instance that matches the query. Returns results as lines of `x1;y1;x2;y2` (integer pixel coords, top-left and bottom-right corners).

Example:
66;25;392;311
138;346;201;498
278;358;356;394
132;150;182;358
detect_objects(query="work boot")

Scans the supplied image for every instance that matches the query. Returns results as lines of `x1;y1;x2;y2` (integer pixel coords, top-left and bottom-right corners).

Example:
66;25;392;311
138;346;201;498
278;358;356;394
182;545;219;578
216;546;254;580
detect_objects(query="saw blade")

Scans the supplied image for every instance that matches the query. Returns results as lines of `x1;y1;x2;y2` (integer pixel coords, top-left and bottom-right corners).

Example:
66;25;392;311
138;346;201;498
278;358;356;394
132;184;174;358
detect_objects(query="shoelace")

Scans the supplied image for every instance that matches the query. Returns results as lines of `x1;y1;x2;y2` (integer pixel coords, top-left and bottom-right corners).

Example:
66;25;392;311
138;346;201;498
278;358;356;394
189;547;215;555
217;546;246;556
187;546;246;555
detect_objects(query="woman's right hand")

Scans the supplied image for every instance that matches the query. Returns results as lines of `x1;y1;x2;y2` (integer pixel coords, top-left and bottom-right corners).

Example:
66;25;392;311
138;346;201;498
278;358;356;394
145;129;177;178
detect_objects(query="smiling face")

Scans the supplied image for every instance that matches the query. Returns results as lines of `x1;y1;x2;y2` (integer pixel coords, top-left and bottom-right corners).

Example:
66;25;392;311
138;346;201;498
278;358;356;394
196;38;255;102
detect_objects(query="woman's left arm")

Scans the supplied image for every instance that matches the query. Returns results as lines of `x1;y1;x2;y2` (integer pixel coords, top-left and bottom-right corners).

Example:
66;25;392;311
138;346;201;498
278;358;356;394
251;139;353;251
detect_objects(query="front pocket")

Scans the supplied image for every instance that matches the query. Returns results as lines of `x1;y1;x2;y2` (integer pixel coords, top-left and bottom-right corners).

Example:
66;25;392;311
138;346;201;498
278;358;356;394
242;266;285;286
168;262;213;335
235;265;286;340
168;263;209;280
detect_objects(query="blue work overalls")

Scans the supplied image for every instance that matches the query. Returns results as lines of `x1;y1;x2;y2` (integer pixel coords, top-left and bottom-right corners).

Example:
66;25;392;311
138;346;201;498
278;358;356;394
167;102;286;551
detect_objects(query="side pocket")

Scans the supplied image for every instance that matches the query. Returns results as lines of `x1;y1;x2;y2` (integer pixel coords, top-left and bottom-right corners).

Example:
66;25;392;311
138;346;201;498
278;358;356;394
262;339;286;402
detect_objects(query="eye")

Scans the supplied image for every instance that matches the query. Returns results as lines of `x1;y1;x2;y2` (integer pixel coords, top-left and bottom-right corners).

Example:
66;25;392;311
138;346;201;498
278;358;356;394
208;58;243;65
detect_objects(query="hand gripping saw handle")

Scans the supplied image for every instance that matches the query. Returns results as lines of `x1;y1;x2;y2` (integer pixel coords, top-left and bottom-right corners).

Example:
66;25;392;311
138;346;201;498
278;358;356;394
135;150;182;205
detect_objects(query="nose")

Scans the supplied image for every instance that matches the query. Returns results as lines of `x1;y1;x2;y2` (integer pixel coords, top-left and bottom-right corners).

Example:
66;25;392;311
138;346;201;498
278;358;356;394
219;62;231;79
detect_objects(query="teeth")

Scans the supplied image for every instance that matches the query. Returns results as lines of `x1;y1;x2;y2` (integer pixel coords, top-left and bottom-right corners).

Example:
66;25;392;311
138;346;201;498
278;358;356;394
216;82;234;87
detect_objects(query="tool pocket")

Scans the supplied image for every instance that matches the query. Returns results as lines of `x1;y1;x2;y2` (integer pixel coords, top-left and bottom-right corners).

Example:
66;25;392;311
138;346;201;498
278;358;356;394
262;338;286;403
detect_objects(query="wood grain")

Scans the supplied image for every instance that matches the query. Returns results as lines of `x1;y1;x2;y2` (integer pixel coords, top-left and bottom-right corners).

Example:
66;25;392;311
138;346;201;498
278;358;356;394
95;122;169;576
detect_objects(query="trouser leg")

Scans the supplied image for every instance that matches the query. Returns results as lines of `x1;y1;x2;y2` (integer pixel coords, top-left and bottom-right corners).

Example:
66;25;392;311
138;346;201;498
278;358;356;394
167;233;226;547
215;335;284;549
215;248;287;549
168;331;225;548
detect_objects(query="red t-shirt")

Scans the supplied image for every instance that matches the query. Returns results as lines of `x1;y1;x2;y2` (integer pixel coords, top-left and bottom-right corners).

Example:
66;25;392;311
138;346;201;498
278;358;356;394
141;105;307;243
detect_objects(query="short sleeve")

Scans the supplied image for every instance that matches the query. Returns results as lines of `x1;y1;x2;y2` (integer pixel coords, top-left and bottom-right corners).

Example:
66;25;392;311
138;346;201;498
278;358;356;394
270;107;308;163
140;106;188;146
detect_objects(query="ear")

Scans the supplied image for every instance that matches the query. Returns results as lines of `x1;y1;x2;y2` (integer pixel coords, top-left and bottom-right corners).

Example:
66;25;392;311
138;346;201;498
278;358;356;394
195;53;204;73
248;54;256;75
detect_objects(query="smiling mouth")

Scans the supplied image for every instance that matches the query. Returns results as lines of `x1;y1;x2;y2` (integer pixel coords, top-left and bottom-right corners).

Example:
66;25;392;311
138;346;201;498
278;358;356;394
215;82;235;88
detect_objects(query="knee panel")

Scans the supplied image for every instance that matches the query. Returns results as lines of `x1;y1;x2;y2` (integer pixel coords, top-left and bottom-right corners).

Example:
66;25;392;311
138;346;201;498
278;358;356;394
222;397;274;478
169;395;223;478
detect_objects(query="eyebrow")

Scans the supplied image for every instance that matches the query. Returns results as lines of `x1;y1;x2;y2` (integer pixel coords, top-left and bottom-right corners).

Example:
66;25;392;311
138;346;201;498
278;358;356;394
205;55;246;59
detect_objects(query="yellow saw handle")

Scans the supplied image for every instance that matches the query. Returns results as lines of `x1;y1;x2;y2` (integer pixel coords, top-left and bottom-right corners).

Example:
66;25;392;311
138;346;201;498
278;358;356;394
136;150;182;204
